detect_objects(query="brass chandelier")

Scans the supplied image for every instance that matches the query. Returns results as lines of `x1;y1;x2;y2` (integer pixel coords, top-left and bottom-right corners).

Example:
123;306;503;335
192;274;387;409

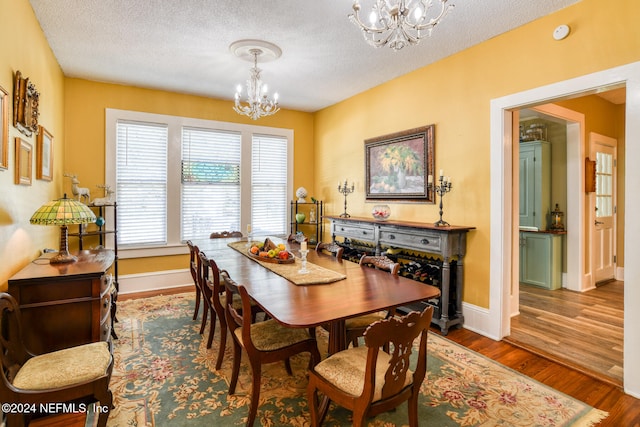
349;0;454;51
231;40;281;120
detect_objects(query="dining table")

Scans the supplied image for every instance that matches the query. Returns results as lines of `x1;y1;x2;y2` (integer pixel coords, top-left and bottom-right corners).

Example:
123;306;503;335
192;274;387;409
191;236;441;354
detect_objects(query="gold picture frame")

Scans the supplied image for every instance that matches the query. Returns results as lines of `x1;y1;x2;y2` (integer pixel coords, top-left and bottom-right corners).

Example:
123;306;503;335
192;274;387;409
36;126;53;181
0;84;8;169
13;70;40;137
15;137;32;185
365;125;435;202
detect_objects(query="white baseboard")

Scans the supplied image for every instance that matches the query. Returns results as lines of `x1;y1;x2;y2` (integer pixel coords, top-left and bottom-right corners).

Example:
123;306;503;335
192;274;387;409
118;269;191;294
460;302;499;340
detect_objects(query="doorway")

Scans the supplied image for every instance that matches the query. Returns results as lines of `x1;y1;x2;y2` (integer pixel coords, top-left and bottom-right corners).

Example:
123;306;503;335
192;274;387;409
487;61;640;395
509;101;625;384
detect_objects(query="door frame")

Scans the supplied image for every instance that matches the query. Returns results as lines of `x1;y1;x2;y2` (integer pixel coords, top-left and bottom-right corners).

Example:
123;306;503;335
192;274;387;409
488;61;640;397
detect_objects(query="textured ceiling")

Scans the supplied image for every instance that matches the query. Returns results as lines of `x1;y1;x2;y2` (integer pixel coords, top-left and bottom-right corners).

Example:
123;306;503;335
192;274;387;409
29;0;582;112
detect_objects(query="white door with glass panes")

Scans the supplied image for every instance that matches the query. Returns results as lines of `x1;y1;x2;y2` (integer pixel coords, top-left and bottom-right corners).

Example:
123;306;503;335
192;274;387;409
590;132;617;283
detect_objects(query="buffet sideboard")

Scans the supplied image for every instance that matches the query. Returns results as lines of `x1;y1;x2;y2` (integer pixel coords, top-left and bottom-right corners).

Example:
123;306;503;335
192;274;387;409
325;215;475;334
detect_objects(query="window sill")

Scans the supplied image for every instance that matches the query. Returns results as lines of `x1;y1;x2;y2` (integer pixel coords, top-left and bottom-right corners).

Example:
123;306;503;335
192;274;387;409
118;244;188;259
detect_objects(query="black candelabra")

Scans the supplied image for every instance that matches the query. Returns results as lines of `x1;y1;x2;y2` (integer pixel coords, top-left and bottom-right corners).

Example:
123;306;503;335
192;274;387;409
428;173;452;226
337;180;354;218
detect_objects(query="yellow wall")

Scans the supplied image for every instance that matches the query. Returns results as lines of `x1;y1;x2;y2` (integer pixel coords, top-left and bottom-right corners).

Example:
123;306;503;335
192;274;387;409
313;0;639;308
63;79;315;274
0;0;66;289
1;0;637;304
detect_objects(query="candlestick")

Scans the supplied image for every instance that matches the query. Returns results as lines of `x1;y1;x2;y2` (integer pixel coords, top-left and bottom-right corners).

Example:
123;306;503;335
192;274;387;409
298;249;309;274
337;179;355;218
428;174;453;226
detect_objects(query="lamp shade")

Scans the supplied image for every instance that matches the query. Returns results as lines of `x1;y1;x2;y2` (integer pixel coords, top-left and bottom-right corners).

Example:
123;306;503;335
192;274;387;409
30;195;96;263
30;195;96;225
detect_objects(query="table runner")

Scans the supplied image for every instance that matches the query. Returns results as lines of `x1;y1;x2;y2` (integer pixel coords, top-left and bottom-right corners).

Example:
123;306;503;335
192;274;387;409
227;241;346;285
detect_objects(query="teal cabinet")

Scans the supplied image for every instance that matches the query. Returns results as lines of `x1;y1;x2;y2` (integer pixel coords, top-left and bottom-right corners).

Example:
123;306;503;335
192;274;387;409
519;231;563;289
519;141;551;230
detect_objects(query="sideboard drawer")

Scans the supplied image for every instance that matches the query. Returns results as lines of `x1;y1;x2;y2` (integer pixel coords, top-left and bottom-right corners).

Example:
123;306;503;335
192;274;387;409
334;222;375;242
379;228;442;253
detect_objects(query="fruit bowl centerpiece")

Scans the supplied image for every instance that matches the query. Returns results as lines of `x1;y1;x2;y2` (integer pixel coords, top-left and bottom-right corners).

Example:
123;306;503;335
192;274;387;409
248;237;295;264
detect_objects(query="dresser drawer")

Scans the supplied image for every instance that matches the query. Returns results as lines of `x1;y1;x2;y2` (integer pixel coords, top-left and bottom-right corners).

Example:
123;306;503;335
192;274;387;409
379;228;442;253
334;221;375;242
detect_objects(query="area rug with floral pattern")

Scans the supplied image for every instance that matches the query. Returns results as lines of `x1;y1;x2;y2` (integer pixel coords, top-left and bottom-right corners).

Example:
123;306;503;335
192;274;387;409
97;292;608;426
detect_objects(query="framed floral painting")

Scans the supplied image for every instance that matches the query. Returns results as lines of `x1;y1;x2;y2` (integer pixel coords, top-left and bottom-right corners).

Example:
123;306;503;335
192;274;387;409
365;125;435;202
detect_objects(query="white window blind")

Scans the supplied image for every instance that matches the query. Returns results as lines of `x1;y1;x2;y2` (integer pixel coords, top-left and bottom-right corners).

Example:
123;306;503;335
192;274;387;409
116;120;168;246
251;134;288;235
182;127;242;240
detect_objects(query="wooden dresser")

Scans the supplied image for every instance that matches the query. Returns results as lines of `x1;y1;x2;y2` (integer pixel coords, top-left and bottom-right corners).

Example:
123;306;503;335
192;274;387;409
325;216;474;335
8;249;115;355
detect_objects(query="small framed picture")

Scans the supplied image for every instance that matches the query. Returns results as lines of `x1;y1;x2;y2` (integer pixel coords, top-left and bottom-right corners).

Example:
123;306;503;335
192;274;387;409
36;126;53;181
0;84;8;170
15;137;32;186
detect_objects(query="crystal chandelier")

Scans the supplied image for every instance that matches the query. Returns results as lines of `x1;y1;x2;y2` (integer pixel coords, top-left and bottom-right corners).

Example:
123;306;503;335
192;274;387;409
231;40;281;120
349;0;454;51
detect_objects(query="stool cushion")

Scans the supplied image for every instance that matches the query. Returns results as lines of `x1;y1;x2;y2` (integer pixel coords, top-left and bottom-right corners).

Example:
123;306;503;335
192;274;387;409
13;342;111;390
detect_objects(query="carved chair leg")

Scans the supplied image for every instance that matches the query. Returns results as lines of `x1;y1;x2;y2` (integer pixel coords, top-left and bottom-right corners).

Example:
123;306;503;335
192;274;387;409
247;361;262;427
206;307;217;349
199;300;209;335
192;286;201;320
96;389;114;427
284;357;293;375
229;342;242;395
215;317;227;370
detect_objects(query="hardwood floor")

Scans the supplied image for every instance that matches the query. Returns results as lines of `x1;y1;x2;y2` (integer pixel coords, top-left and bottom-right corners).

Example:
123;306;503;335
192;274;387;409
506;281;624;386
31;285;640;426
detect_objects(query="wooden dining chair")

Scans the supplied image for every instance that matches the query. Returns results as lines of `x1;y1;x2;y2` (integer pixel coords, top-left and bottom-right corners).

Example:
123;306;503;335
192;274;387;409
336;254;402;349
359;254;401;275
307;306;434;427
186;240;203;322
221;273;321;427
199;252;263;368
0;293;114;427
315;241;344;261
210;230;243;239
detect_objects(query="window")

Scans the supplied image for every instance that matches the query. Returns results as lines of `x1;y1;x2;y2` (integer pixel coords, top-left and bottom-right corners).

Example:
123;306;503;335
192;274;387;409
106;109;293;257
251;134;288;236
116;121;168;246
181;127;241;241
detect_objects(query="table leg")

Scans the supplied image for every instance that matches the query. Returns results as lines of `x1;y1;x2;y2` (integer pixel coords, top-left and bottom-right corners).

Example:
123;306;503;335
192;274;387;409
327;319;346;355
